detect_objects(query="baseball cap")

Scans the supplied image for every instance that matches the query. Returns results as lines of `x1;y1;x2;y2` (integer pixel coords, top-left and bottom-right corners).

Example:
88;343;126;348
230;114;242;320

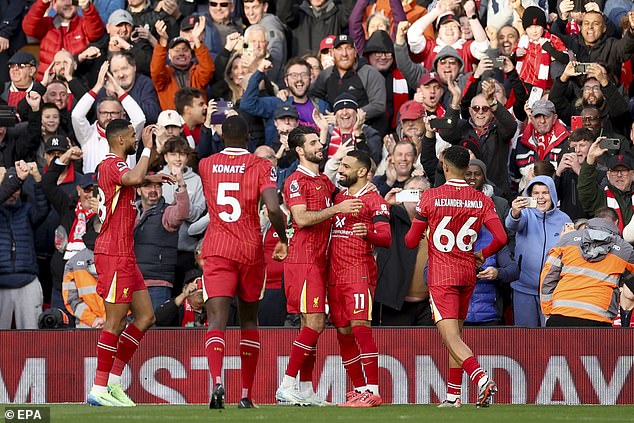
77;173;97;189
531;99;556;117
169;37;191;49
333;34;355;49
435;13;458;31
399;100;425;121
44;135;69;153
157;110;185;127
333;92;358;113
184;268;203;285
419;72;441;86
608;154;633;170
108;9;133;26
274;104;299;120
320;35;336;52
8;51;36;66
180;15;199;31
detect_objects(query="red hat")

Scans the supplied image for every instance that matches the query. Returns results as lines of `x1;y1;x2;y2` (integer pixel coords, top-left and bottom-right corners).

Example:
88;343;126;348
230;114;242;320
435;13;458;31
320;35;336;52
418;72;441;86
399;100;425;121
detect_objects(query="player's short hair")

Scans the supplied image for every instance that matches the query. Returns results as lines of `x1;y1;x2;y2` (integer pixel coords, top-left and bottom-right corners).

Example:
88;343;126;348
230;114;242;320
105;119;132;143
288;125;319;151
222;115;249;147
594;206;619;224
443;145;470;170
162;136;192;155
346;150;372;173
174;87;205;115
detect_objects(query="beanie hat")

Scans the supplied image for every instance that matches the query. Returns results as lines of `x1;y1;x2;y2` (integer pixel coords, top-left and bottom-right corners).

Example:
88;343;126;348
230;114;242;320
522;6;547;30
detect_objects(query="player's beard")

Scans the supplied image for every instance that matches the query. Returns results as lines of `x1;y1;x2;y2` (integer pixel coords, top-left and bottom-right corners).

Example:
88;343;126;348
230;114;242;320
304;150;322;164
125;143;137;156
338;173;357;188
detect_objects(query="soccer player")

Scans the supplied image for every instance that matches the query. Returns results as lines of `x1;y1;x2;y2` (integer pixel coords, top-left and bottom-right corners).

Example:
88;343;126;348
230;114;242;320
329;150;391;407
88;120;174;406
275;126;363;406
404;146;507;408
198;115;289;409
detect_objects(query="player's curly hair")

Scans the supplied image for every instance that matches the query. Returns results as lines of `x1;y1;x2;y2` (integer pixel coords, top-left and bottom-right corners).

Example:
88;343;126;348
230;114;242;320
288;125;318;151
443;145;470;170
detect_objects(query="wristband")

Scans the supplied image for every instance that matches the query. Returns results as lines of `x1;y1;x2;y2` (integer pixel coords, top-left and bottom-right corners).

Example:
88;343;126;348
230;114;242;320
141;147;151;158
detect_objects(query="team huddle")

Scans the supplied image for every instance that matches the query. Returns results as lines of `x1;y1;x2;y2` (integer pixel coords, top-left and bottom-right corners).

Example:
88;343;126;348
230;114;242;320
86;116;505;409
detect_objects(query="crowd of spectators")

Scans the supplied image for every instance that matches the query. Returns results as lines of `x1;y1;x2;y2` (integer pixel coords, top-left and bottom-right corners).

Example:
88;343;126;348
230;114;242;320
1;0;634;329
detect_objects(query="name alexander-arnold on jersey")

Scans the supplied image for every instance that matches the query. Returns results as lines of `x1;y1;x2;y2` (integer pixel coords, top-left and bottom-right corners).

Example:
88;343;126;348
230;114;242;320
434;198;483;208
212;164;246;174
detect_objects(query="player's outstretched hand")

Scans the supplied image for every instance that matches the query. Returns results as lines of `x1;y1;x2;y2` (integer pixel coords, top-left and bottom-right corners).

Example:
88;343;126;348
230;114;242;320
145;173;175;185
474;251;485;268
336;198;363;214
273;241;288;262
352;223;368;238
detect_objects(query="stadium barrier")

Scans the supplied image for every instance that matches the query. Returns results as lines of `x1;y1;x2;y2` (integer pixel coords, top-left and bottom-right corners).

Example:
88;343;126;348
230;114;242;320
1;328;632;405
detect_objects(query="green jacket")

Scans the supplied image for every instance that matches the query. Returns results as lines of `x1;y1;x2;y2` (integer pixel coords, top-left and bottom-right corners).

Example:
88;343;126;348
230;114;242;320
578;161;633;228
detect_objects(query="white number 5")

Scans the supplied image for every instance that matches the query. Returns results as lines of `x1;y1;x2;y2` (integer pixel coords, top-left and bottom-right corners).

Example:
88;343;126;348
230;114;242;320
432;216;478;252
217;182;241;222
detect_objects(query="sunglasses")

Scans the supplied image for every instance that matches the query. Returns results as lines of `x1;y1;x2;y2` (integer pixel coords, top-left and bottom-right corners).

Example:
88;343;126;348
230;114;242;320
471;105;490;113
209;1;230;6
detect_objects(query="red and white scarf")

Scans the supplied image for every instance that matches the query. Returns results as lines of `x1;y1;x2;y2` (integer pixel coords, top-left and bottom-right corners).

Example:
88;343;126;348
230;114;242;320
605;187;634;233
63;201;95;260
515;31;566;90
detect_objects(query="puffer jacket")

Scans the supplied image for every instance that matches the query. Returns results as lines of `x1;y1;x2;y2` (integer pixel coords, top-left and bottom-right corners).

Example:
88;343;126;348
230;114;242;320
505;176;571;296
22;0;105;80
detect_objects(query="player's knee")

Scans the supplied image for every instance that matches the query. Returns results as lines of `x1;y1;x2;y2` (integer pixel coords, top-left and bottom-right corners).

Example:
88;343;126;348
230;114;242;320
135;313;156;332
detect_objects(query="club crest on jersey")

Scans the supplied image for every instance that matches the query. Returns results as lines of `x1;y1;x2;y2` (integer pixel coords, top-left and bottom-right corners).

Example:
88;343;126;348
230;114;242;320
122;288;129;299
313;297;319;308
335;216;346;228
290;179;299;193
270;167;278;182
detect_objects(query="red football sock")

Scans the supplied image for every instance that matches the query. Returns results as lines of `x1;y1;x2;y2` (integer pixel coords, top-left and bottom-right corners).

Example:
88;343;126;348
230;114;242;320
336;331;365;389
447;367;463;397
352;325;379;386
94;330;119;387
205;329;225;385
240;329;260;399
462;356;487;386
111;324;144;377
286;327;319;378
299;346;316;382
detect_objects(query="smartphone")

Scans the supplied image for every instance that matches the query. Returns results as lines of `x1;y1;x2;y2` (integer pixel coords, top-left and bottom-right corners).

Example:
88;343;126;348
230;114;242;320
476;266;484;274
574;63;590;74
395;189;420;203
599;137;620;153
527;86;543;108
430;118;454;130
210;99;233;125
573;0;584;12
92;185;99;199
519;196;538;208
571;116;583;130
563;222;575;232
72;0;79;5
490;57;505;69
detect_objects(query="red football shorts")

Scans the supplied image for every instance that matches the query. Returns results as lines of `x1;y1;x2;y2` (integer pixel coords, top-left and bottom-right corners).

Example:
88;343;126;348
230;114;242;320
202;256;265;303
328;282;375;327
284;262;326;314
95;254;146;304
428;284;475;323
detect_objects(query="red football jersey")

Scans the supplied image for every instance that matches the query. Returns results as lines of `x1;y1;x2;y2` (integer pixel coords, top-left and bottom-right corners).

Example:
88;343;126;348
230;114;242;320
199;147;276;264
283;165;336;265
416;179;498;287
329;184;390;277
94;154;136;256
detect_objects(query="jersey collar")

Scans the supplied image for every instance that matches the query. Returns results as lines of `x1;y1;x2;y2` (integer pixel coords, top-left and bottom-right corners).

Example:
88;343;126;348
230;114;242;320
344;182;371;197
297;165;318;178
221;147;250;155
446;179;469;187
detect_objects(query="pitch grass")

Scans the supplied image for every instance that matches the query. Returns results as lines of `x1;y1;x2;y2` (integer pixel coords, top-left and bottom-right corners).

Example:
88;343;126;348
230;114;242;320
33;404;634;423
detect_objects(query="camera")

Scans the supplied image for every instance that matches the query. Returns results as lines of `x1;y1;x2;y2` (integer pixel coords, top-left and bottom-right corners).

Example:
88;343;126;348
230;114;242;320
0;105;18;127
37;308;70;329
574;63;591;74
430;118;453;130
491;57;505;69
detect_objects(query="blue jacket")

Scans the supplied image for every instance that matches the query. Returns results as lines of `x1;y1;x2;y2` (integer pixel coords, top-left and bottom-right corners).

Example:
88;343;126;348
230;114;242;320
0;182;49;288
505;175;571;296
239;71;330;146
466;227;518;323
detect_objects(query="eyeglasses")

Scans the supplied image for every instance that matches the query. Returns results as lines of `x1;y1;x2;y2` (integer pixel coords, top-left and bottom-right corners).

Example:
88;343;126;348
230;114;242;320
438;58;458;66
372;52;392;58
9;63;31;70
286;72;310;79
81;186;95;193
209;1;230;7
582;86;602;93
609;169;630;176
99;111;121;117
470;105;490;113
582;115;600;122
